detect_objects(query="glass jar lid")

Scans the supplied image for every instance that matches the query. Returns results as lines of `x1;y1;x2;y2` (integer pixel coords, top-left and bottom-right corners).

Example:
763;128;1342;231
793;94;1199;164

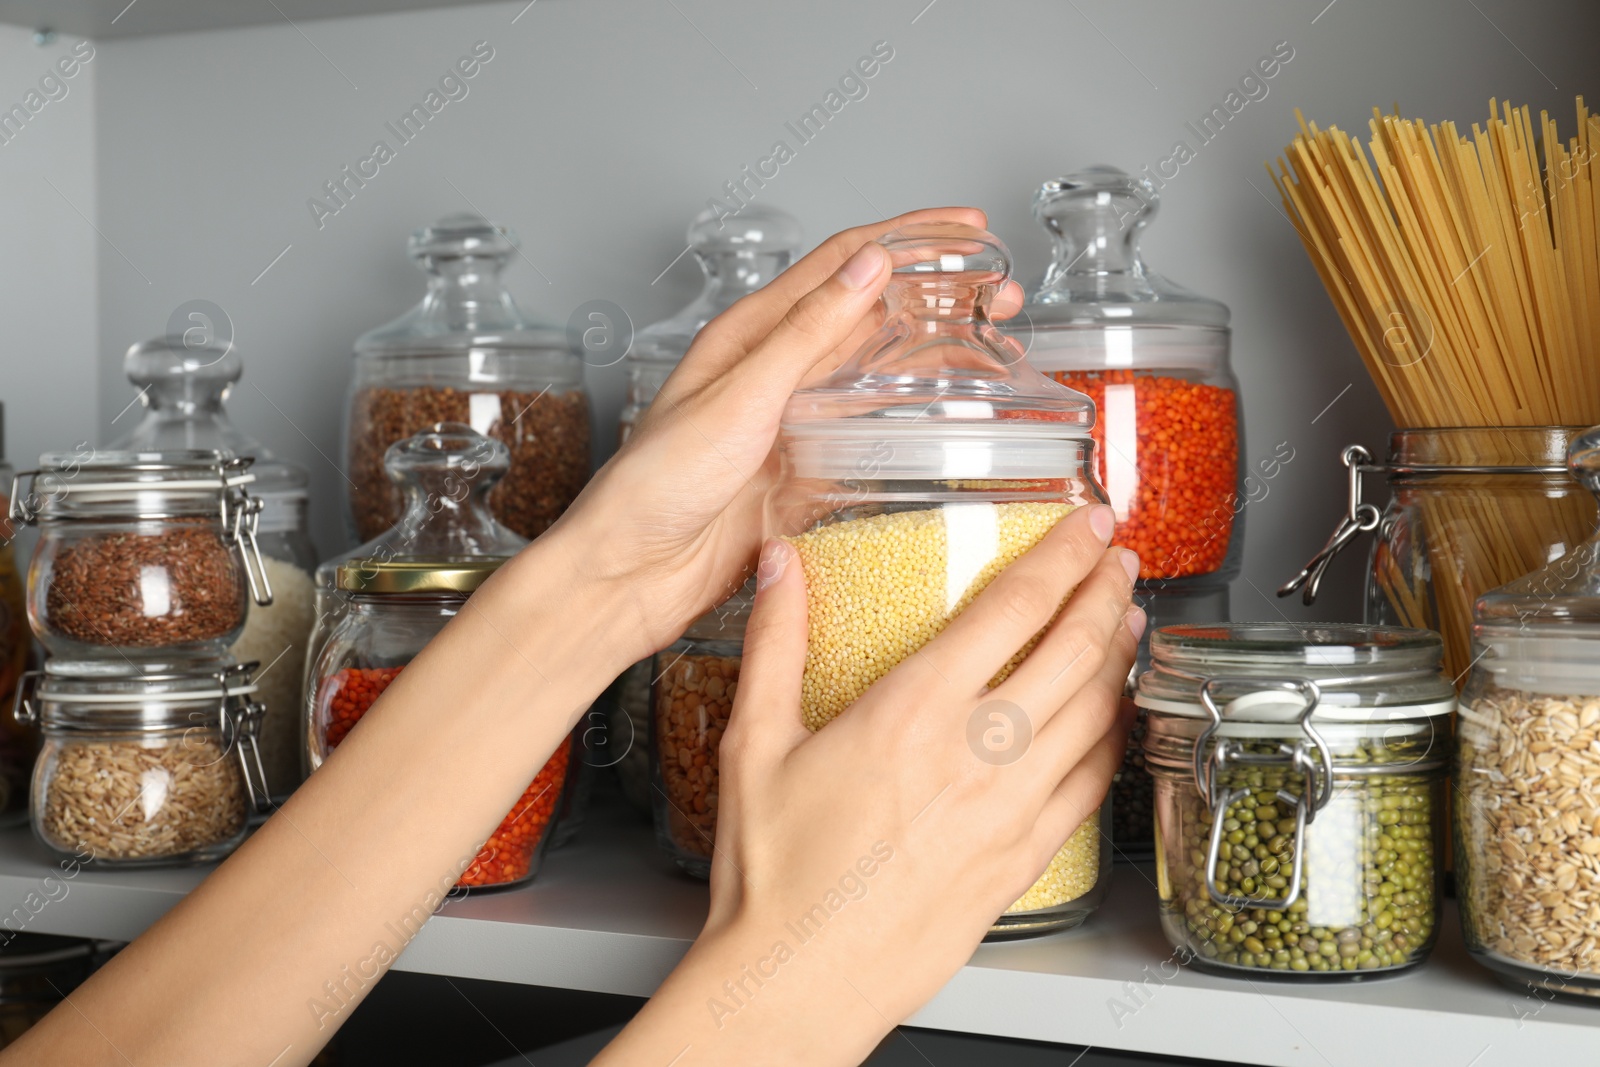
320;423;526;592
1136;623;1455;723
354;213;570;360
1472;426;1600;689
108;336;309;501
16;659;259;731
631;204;802;365
10;449;255;521
779;222;1094;480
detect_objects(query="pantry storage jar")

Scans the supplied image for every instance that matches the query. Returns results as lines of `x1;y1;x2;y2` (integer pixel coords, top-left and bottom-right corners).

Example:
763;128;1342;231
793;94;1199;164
650;587;750;878
344;213;591;542
18;660;268;866
618;204;802;443
11;450;273;660
1457;425;1600;997
1140;623;1453;977
108;336;318;800
765;221;1112;939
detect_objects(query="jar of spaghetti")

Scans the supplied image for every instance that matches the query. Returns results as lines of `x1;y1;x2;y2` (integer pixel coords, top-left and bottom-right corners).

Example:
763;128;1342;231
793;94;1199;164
1009;166;1242;592
649;587;750;878
764;222;1113;939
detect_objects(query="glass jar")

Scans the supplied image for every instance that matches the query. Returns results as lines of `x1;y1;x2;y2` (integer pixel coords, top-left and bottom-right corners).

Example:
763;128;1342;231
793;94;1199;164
11;451;274;660
108;337;318;800
1282;428;1596;686
1457;426;1600;997
0;412;34;828
650;588;750;878
1010;166;1242;590
618;204;802;444
18;660;267;866
1141;623;1454;977
0;934;100;1049
765;221;1111;939
345;213;591;543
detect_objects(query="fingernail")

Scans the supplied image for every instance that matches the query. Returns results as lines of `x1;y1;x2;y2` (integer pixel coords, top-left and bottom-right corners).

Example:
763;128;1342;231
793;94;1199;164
1089;505;1115;543
1119;549;1141;582
756;538;793;592
1125;606;1148;641
837;243;884;290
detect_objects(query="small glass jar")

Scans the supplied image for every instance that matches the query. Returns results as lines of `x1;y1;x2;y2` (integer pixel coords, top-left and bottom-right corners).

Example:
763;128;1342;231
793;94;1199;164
109;337;318;800
345;213;591;543
306;426;565;891
11;451;273;660
619;205;802;443
764;222;1111;939
1141;623;1454;978
1010;166;1242;590
1457;426;1600;997
1283;428;1596;686
18;660;267;866
650;588;750;878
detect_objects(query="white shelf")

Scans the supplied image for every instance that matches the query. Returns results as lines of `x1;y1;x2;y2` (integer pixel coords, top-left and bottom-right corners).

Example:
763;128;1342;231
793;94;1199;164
3;803;1598;1065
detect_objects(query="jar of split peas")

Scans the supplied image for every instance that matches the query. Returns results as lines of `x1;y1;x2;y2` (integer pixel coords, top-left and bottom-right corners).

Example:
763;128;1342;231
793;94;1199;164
765;222;1114;939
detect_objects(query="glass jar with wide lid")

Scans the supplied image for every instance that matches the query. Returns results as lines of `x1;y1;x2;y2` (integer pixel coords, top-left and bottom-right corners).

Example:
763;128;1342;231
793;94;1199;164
1140;623;1453;978
1012;165;1241;589
767;222;1108;939
620;205;802;443
345;213;590;542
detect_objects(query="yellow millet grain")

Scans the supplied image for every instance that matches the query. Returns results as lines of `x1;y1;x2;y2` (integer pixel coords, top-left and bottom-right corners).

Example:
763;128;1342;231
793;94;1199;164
787;501;1076;732
1003;810;1101;912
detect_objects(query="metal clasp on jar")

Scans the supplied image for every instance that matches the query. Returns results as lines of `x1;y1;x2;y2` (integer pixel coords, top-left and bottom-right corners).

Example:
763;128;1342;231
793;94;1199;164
218;661;271;813
1277;446;1381;605
1195;677;1334;912
219;457;275;607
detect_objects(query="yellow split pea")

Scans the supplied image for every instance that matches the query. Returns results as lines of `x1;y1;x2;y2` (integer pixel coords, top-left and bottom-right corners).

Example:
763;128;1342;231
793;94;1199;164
786;501;1101;913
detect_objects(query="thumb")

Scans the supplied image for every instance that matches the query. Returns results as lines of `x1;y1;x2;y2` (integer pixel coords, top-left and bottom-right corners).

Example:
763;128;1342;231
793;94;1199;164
725;538;811;759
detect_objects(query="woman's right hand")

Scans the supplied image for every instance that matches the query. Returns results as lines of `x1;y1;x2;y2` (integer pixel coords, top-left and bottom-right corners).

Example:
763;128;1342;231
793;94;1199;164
596;503;1142;1066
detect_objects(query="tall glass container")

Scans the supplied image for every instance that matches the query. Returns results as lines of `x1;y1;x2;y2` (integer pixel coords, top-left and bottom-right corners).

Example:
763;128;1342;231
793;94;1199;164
108;337;317;800
1458;425;1600;997
345;214;591;542
765;222;1112;939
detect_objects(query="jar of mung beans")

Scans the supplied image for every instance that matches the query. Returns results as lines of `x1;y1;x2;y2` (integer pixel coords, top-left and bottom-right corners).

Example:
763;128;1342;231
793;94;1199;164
17;660;268;866
11;450;274;660
1140;623;1453;977
650;586;751;878
1457;425;1600;998
765;221;1113;940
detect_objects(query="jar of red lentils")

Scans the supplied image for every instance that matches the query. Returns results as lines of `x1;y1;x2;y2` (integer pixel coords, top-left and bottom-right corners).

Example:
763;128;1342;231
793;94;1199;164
649;587;750;878
766;222;1115;940
305;557;569;890
11;450;275;660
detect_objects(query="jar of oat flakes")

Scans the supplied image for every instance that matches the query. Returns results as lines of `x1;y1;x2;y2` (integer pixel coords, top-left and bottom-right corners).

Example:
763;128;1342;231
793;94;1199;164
1459;425;1600;997
344;213;591;543
18;660;267;866
11;450;274;659
649;586;749;878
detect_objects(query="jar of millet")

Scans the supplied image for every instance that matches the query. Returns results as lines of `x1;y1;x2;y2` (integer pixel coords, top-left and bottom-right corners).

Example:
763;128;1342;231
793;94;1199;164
764;222;1115;940
649;586;750;878
11;450;274;660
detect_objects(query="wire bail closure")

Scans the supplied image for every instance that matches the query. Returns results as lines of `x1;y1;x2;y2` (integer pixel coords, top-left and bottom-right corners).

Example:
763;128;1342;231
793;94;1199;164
1278;445;1380;605
1195;676;1333;912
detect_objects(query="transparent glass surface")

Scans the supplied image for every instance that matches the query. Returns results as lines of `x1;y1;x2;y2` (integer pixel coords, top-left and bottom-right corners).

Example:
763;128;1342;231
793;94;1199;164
345;213;590;541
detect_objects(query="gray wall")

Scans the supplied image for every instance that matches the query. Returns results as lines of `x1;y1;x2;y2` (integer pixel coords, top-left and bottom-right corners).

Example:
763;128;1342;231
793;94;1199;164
24;0;1598;622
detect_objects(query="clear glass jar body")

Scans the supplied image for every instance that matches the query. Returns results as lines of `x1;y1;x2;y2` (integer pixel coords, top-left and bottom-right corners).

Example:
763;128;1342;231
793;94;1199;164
650;594;749;878
306;593;568;890
1141;624;1454;978
1367;428;1595;685
24;664;264;867
344;215;591;542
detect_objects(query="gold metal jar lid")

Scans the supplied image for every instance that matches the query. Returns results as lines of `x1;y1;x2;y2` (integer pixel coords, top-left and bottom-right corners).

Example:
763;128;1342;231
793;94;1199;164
335;557;505;594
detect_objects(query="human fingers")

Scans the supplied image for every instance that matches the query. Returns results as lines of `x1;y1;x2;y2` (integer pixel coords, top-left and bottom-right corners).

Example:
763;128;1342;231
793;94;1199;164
906;504;1116;696
664;207;988;393
718;539;811;767
1028;696;1135;868
1024;602;1141;793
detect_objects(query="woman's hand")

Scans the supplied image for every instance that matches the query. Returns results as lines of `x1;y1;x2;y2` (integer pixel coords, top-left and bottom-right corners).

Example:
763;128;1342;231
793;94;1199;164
539;207;1024;663
597;505;1143;1066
